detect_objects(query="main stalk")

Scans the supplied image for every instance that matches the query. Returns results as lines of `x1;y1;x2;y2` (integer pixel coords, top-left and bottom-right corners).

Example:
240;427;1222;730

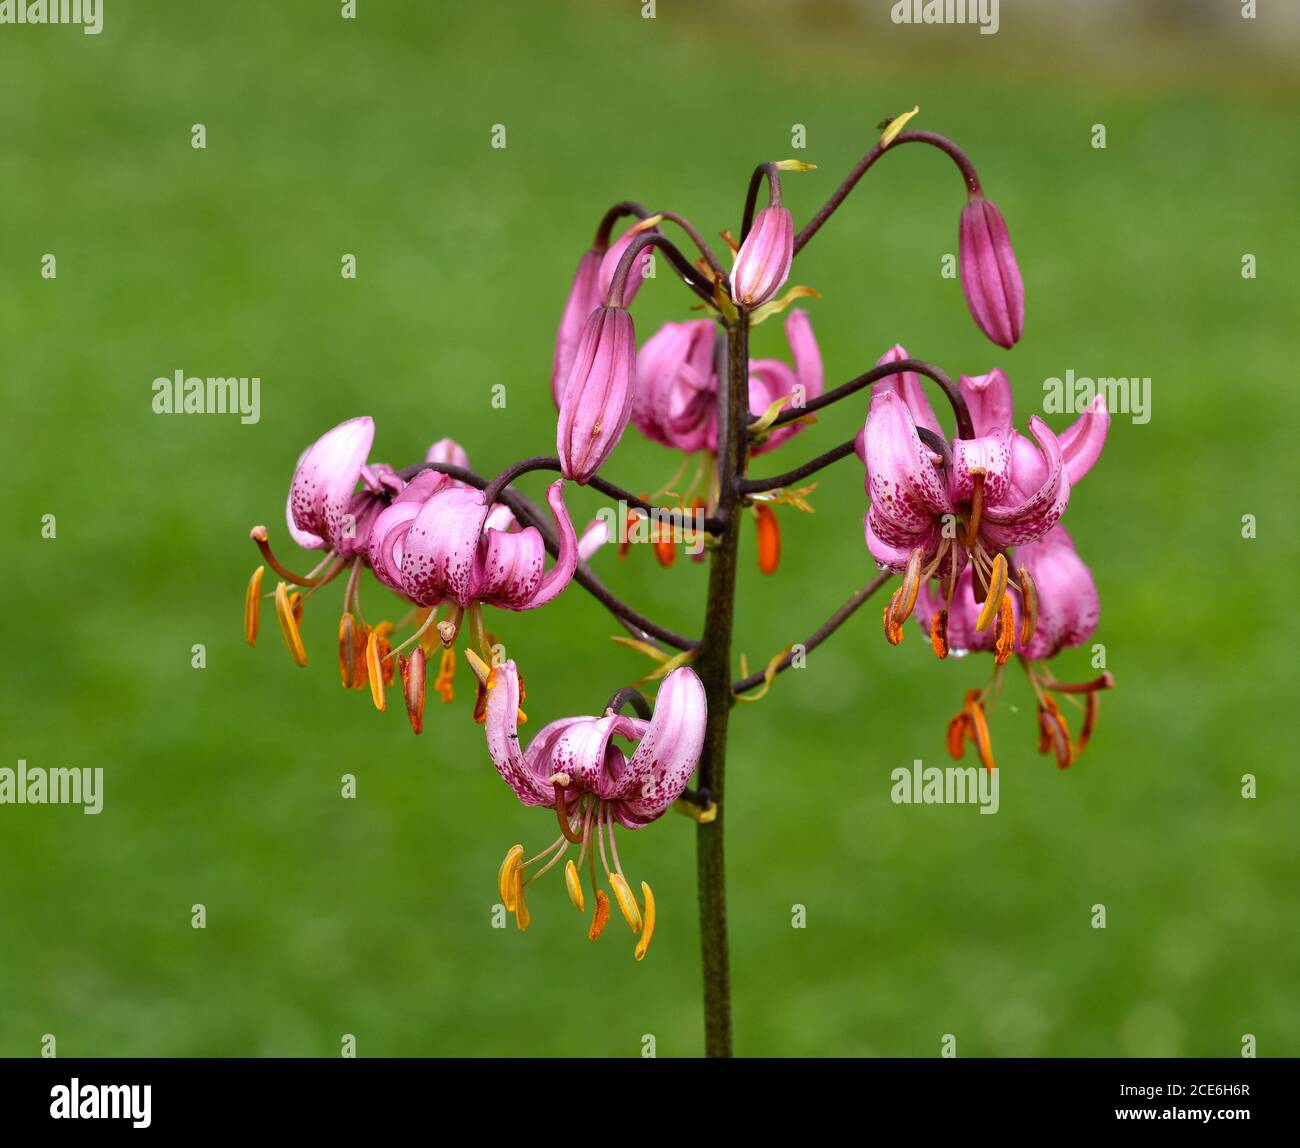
694;318;749;1058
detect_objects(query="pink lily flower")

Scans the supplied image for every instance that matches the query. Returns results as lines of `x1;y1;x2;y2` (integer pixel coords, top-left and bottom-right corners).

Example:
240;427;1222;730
729;204;794;308
485;659;706;957
368;478;578;620
959;197;1024;349
557;305;637;483
862;366;1108;587
631;308;822;458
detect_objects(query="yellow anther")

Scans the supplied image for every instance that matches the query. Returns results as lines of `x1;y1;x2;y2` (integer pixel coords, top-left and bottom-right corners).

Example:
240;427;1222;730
609;873;643;934
975;552;1008;632
1018;564;1038;647
894;547;924;625
634;882;656;961
244;565;264;646
463;647;492;686
498;844;524;911
273;581;307;667
564;860;586;913
365;630;386;711
513;866;530;931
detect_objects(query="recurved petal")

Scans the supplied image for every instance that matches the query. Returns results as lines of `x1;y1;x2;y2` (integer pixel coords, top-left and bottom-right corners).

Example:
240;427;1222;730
960;368;1016;438
980;417;1070;549
1059;394;1110;486
610;667;707;827
872;345;943;439
865;389;953;539
785;308;823;401
485;660;555;807
285;416;374;551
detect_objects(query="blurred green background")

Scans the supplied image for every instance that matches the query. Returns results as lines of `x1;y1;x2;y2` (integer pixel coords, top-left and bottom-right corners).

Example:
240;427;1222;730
1;0;1296;1058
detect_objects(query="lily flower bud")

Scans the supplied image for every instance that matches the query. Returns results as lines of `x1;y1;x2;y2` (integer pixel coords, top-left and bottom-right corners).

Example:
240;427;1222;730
729;205;794;308
557;305;637;483
958;197;1024;349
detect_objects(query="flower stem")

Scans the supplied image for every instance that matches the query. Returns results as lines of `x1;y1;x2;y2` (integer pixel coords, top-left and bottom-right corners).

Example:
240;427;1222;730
693;317;748;1058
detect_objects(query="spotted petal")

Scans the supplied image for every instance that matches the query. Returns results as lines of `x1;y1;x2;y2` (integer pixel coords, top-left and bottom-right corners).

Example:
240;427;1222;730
980;416;1069;549
484;660;557;807
610;667;707;828
863;390;953;569
285;416;374;552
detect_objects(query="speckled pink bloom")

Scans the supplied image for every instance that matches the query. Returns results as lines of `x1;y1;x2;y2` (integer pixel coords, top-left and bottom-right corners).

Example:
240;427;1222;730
487;660;706;957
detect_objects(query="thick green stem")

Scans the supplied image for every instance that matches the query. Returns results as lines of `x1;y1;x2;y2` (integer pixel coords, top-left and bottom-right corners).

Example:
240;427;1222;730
694;318;748;1058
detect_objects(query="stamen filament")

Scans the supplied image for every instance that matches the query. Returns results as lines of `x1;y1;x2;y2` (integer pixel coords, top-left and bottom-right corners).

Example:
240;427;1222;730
250;526;337;587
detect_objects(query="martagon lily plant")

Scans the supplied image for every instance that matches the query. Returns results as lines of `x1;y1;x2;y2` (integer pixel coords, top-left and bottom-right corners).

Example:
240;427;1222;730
241;112;1113;1058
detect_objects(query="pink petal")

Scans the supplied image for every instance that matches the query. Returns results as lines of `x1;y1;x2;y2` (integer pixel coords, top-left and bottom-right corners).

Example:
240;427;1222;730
960;368;1015;438
285;416;374;551
611;667;707;827
484;661;556;807
1060;394;1110;486
980;417;1070;549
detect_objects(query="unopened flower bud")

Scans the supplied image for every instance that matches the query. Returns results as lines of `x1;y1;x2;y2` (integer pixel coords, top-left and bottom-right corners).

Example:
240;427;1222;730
557;306;636;483
958;197;1024;349
729;205;793;308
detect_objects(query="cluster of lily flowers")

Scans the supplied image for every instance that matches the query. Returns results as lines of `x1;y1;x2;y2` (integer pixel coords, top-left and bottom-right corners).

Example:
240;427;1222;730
242;114;1113;958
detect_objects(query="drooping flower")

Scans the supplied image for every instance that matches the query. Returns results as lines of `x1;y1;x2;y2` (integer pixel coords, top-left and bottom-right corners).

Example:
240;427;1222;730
914;524;1112;771
631;308;822;458
484;659;707;958
730;204;794;308
863;366;1107;625
246;420;495;731
369;478;578;621
959;197;1024;349
557;305;637;483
